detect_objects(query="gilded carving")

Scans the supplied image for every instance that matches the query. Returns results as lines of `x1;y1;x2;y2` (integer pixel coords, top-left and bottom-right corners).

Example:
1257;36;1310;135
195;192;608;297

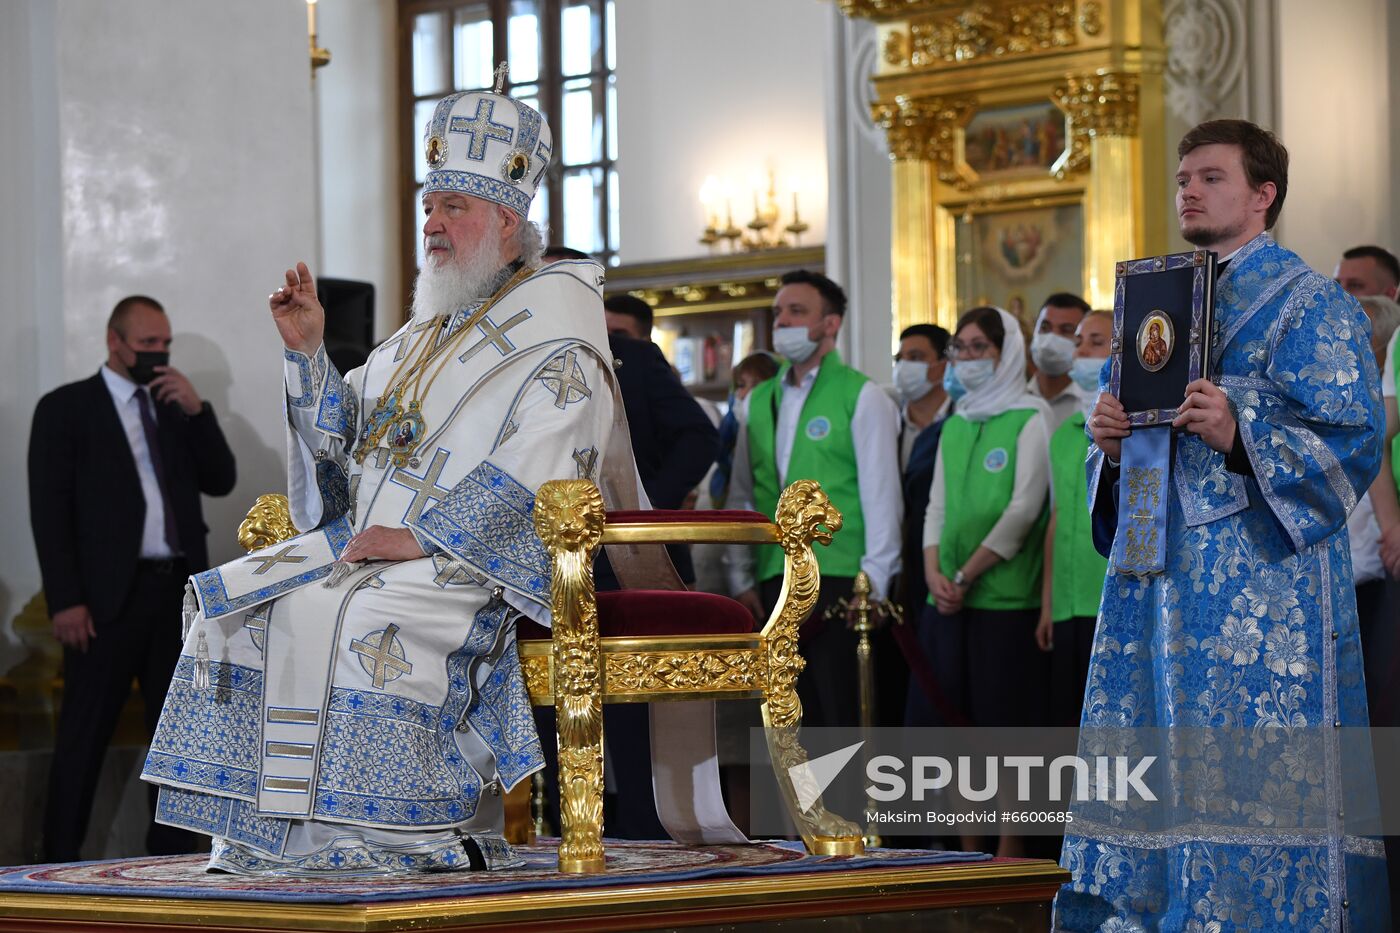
837;0;932;17
1078;0;1103;36
904;2;1077;68
764;721;865;853
1052;71;1141;176
237;494;298;552
605;650;762;693
763;481;842;730
884;29;912;67
521;654;551;700
534;479;606;872
534;479;605;554
872;96;976;186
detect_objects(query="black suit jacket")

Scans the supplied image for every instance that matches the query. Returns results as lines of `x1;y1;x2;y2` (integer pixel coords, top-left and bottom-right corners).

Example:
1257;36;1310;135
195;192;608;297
28;370;238;626
609;335;720;510
597;336;720;587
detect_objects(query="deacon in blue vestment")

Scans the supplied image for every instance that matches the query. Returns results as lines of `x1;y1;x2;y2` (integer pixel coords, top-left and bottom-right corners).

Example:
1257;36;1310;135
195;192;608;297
1055;120;1390;930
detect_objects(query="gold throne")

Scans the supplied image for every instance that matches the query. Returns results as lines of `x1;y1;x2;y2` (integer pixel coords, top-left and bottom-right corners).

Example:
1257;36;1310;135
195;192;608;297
239;478;864;873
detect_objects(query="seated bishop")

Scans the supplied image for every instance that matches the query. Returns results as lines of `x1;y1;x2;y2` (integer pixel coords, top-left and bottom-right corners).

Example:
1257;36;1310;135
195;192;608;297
141;85;618;874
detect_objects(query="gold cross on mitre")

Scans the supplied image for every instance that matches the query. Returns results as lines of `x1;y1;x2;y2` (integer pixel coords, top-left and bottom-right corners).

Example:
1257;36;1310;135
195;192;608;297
493;61;510;94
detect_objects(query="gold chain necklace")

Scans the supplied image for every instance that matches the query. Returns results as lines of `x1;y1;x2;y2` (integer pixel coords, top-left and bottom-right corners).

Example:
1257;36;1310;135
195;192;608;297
354;265;534;468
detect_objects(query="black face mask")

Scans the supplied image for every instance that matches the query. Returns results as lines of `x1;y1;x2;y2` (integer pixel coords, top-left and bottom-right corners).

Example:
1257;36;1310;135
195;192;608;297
127;350;169;385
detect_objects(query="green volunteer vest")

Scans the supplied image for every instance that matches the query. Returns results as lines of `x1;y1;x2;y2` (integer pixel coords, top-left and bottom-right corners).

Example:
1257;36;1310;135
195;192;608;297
1392;355;1400;491
1050;412;1109;621
748;352;868;582
937;408;1047;611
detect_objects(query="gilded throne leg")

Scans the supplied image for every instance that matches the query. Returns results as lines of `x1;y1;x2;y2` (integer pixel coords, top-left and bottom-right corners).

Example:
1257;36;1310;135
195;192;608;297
761;481;864;856
535;481;607;873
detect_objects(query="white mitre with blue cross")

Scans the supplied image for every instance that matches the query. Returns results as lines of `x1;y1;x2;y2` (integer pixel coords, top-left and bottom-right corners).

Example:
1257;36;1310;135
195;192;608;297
422;64;552;219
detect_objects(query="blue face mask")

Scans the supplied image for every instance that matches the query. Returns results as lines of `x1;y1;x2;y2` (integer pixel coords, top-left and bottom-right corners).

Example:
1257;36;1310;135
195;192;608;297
1070;355;1106;393
942;363;967;400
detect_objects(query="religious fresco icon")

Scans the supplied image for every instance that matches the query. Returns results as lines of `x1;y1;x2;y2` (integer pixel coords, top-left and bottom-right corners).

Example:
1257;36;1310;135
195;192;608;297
979;208;1061;283
1136;311;1174;373
962;101;1067;178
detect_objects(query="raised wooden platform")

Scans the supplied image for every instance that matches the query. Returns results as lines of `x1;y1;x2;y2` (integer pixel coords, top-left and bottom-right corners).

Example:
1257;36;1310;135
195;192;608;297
0;854;1067;932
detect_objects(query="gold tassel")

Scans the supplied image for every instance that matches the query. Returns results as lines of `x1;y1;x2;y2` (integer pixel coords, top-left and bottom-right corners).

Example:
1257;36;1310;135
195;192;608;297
194;630;211;689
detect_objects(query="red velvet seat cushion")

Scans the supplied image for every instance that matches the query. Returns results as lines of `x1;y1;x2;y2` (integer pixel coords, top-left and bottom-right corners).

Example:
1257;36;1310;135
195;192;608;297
517;590;757;641
605;509;769;524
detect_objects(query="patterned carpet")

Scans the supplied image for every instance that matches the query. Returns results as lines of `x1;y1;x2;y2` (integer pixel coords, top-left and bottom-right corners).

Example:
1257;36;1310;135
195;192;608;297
0;840;989;904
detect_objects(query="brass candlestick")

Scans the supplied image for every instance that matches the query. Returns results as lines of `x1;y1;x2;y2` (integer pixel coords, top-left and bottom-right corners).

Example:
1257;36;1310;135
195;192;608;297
530;771;552;840
826;570;903;849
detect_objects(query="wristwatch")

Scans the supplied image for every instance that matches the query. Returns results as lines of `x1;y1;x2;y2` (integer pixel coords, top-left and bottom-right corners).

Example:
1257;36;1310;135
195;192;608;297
952;569;968;588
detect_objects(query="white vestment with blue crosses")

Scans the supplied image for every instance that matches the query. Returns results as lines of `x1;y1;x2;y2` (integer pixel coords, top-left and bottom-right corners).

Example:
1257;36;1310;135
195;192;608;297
1054;235;1391;931
142;260;613;874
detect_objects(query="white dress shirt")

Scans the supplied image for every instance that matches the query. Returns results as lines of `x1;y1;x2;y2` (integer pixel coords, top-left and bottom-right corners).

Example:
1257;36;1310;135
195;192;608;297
727;357;904;598
1026;376;1083;436
101;364;177;558
1348;489;1384;586
1384;329;1397;399
899;395;951;470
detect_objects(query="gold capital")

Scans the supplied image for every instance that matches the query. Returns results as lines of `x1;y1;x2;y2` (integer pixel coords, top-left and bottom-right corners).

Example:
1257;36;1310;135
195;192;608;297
1052;70;1142;177
872;96;976;187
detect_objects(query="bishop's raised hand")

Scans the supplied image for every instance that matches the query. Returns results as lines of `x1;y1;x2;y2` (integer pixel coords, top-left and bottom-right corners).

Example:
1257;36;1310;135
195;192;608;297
269;261;325;356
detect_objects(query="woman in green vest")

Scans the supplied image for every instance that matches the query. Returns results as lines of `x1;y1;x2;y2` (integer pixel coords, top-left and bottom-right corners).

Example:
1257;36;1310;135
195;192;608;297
913;305;1051;855
1034;309;1111;727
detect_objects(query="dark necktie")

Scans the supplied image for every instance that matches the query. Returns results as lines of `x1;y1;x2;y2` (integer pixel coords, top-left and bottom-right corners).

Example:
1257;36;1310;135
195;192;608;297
136;389;181;555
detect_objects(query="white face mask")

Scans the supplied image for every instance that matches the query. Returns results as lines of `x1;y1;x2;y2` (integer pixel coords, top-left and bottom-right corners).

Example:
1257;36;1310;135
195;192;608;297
1030;331;1076;376
893;359;935;403
773;326;820;364
1070;355;1106;392
954;359;995;392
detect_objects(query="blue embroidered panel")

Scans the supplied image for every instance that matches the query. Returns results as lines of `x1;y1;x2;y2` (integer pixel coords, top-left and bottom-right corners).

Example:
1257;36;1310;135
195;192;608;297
143;658;263;799
156;787;290;856
193;516;354;620
427;92;468;141
532;138;552;187
316;460;351;526
208;831;518;874
285;349;315;409
514;103;541;161
466;622;544;790
317;688;475;825
314;355;357;443
415;461;550;604
422;170;530;217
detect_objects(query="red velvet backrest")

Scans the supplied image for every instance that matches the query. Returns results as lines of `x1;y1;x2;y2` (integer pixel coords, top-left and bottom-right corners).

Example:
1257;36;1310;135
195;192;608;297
604;509;769;524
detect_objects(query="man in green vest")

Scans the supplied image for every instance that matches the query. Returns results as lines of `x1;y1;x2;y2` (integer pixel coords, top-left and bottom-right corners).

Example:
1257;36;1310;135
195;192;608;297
726;270;902;728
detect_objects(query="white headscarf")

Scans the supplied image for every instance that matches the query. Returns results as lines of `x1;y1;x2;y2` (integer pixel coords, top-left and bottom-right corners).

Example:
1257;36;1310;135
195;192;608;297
953;306;1045;424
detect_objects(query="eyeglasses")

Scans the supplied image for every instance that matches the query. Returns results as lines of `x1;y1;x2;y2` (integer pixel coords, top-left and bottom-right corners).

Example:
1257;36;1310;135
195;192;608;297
947;340;993;360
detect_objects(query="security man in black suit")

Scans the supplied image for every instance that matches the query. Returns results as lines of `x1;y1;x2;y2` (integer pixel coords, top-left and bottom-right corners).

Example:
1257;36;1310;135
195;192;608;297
29;295;237;861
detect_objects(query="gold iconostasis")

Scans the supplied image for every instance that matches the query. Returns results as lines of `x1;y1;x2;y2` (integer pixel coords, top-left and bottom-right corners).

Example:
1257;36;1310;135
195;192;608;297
845;0;1171;332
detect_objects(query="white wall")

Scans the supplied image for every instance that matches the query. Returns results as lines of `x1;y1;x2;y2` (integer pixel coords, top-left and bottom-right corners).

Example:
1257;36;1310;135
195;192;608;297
1277;0;1395;269
827;10;894;382
0;0;318;671
0;1;63;662
315;0;403;339
614;0;830;264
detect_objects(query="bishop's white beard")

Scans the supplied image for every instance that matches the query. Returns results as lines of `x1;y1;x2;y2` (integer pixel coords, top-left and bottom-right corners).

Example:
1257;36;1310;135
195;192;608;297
410;228;508;322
